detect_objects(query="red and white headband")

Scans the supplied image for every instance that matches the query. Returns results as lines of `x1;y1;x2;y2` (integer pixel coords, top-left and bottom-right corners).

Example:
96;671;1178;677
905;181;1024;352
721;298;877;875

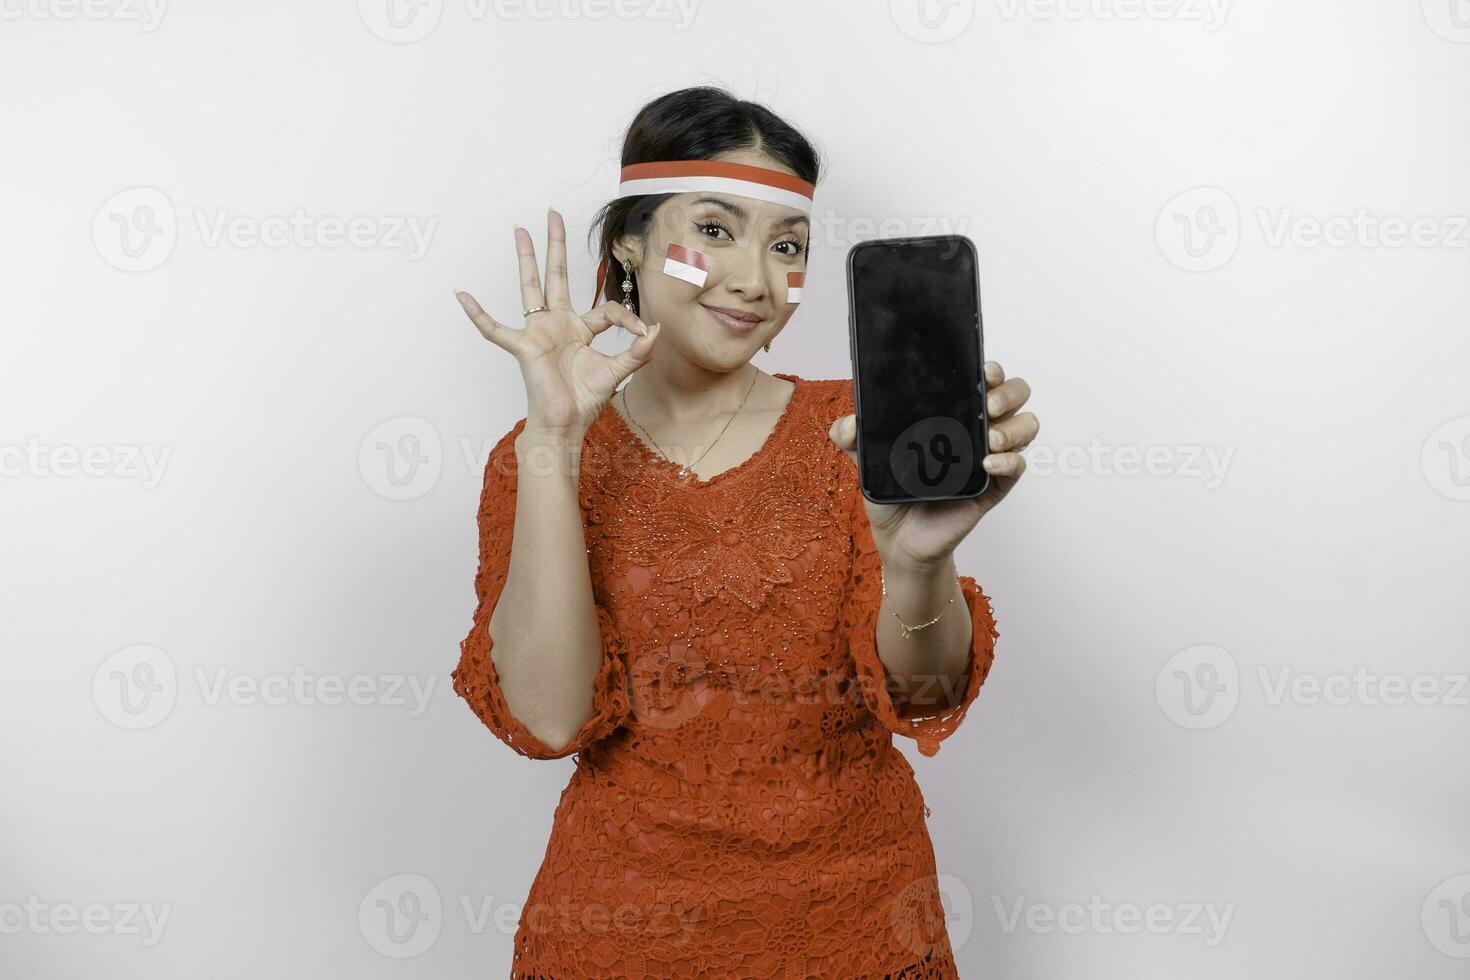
592;159;815;306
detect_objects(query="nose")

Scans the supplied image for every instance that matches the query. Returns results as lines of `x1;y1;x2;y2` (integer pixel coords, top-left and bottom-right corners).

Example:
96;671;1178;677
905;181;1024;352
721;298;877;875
721;240;768;301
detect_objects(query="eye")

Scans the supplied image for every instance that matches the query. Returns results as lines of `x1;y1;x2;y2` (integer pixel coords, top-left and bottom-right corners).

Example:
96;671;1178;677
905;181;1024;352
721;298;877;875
697;220;734;241
773;239;807;257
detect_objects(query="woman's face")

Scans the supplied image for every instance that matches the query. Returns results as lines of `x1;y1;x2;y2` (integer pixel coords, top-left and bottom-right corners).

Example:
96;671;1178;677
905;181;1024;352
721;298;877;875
615;148;810;372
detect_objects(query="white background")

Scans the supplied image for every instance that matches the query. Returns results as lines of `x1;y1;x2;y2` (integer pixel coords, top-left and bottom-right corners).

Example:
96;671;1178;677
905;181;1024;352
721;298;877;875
3;0;1469;976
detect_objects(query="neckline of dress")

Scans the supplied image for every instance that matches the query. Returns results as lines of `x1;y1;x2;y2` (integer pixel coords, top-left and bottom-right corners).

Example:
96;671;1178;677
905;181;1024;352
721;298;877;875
599;371;804;489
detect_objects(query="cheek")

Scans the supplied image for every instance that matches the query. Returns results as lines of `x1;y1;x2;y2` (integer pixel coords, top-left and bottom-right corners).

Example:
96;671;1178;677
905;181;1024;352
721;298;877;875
657;240;714;290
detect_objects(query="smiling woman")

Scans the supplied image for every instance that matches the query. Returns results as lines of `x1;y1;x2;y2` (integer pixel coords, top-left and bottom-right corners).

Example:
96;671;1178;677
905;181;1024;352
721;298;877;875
449;84;1026;980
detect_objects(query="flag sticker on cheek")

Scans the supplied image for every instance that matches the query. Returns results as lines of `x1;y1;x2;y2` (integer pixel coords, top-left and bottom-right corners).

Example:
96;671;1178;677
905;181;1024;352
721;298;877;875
786;271;804;305
663;243;711;288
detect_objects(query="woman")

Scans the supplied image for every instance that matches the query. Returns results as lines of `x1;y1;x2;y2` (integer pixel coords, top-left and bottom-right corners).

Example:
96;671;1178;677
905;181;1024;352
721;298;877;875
451;86;1037;979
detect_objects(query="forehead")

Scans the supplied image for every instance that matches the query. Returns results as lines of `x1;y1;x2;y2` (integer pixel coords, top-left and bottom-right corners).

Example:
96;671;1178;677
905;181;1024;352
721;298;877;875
663;192;809;228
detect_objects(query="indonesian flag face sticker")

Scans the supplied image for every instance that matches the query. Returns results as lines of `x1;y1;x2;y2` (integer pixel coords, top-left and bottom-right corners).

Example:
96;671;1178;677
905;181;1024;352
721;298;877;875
662;243;711;288
786;271;804;305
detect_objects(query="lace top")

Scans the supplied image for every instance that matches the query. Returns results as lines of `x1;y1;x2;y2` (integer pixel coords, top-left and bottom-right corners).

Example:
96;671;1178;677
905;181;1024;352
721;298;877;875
452;374;1001;979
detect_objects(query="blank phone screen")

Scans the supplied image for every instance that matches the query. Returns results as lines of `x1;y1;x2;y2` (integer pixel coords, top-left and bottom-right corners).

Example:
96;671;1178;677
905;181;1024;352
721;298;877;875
846;236;987;503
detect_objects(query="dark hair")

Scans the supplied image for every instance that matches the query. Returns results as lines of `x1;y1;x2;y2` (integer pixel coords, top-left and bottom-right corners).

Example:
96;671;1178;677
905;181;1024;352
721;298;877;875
586;86;823;311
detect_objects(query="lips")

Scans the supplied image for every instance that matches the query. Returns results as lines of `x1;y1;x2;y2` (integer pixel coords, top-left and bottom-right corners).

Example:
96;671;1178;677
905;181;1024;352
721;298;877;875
702;304;762;336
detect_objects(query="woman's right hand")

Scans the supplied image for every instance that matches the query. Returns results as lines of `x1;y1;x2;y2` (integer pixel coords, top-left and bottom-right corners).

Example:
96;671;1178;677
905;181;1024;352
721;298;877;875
454;207;661;440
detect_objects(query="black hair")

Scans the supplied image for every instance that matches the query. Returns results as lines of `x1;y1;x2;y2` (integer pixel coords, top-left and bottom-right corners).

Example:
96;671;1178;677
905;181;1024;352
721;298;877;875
586;85;823;311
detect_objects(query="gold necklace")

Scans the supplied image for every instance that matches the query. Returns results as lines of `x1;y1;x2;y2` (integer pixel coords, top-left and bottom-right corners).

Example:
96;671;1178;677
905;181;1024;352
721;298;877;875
621;366;762;479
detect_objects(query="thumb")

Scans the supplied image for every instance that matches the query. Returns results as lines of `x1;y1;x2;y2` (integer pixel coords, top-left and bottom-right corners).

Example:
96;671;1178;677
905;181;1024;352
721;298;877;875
606;320;661;386
828;413;858;465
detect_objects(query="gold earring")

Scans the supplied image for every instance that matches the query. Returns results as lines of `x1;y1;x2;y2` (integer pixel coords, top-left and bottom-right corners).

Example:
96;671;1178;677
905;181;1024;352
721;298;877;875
621;264;637;315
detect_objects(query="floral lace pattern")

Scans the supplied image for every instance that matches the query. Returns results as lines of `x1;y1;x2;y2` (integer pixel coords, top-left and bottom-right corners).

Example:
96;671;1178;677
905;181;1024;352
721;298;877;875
452;375;1000;979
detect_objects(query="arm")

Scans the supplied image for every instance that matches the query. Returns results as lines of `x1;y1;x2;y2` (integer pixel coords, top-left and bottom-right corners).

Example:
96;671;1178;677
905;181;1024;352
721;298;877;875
839;479;999;758
452;418;631;759
870;553;975;718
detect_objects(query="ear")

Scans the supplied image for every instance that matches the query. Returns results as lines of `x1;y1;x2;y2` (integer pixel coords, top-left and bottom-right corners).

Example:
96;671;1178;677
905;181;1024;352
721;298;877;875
611;231;645;269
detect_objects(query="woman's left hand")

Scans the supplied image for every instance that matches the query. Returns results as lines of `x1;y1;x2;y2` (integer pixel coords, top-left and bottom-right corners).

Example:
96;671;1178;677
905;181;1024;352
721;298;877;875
828;360;1037;569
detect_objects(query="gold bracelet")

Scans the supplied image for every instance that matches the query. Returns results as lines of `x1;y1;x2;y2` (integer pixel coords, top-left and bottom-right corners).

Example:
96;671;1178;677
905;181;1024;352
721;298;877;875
880;568;959;640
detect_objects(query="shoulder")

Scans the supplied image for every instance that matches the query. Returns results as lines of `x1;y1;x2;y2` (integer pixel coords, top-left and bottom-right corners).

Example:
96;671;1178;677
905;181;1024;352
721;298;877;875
796;377;856;421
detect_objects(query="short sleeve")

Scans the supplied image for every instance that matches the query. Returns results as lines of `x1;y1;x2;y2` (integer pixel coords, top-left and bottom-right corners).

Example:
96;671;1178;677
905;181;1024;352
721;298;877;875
838;479;1000;758
450;417;632;760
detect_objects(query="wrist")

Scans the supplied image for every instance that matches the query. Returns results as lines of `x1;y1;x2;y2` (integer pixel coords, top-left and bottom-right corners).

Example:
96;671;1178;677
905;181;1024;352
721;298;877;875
515;426;585;482
878;547;957;579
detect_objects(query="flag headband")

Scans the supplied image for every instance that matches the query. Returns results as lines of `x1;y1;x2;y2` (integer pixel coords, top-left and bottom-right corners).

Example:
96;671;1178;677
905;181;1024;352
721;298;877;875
617;160;815;214
592;159;815;306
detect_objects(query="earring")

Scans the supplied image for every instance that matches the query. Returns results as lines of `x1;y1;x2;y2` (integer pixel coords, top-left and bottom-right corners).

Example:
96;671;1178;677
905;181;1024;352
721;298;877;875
763;339;772;353
622;265;637;316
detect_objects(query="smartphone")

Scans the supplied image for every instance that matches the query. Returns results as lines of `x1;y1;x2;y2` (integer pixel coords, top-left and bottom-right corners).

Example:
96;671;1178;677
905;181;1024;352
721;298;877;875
845;233;988;504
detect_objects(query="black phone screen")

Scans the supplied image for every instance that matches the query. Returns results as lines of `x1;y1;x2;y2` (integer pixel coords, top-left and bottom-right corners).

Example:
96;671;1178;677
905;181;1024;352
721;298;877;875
845;234;988;504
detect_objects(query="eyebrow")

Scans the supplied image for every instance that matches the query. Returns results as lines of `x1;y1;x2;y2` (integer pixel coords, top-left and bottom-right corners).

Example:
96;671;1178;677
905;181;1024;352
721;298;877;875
691;196;809;229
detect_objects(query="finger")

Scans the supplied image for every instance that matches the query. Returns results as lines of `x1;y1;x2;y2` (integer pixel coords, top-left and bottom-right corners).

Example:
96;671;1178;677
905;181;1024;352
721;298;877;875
544;208;572;310
827;413;858;450
455;290;521;355
983;361;1005;387
983;451;1027;478
582;300;649;339
514;225;546;314
988;411;1039;452
985;377;1031;419
603;320;662;387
